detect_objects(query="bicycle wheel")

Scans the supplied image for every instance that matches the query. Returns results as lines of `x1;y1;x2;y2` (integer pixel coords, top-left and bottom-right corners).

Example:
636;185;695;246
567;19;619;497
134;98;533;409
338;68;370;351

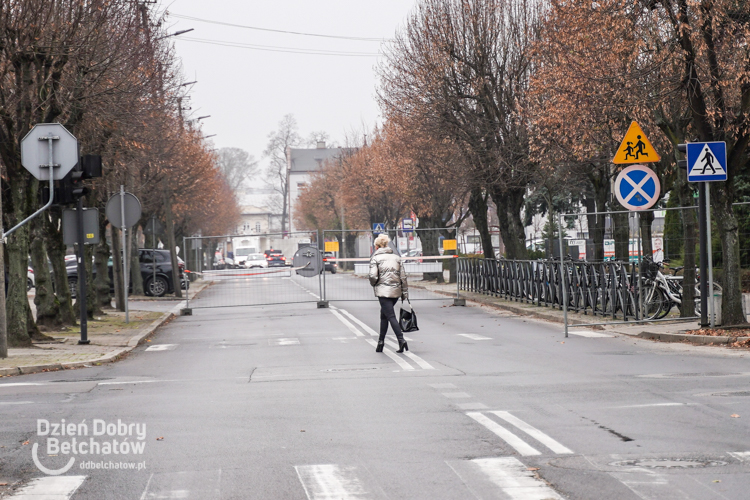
641;286;667;320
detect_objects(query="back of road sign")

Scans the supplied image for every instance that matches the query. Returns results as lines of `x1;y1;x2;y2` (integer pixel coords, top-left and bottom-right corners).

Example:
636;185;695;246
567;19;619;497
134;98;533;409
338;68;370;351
687;142;727;182
613;121;661;164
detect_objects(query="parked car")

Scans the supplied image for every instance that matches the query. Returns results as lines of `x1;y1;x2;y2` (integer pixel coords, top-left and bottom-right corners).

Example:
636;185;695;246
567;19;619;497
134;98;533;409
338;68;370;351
27;267;34;291
213;252;236;269
66;249;186;298
244;253;268;269
323;252;337;274
264;249;286;267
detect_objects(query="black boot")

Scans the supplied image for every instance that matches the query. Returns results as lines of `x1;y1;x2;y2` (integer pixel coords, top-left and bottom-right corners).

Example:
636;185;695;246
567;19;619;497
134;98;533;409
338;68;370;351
375;341;384;352
396;340;408;353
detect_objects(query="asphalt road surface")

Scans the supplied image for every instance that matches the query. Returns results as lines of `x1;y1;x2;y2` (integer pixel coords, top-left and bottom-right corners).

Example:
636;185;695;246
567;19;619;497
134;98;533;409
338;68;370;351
2;272;750;499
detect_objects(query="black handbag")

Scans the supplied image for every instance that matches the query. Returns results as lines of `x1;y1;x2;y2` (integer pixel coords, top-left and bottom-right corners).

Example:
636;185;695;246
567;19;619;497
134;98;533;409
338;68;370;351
399;299;419;332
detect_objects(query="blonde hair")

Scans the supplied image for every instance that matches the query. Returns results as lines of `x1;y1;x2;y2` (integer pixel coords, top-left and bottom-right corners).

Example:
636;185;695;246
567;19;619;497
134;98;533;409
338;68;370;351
374;233;390;248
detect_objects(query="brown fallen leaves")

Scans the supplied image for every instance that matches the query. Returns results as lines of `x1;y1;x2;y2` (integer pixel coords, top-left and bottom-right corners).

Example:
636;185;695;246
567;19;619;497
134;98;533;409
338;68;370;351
156;437;164;441
731;414;740;418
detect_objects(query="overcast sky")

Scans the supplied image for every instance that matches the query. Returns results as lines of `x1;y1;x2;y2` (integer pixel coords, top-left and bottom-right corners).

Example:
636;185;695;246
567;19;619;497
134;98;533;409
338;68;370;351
159;1;417;180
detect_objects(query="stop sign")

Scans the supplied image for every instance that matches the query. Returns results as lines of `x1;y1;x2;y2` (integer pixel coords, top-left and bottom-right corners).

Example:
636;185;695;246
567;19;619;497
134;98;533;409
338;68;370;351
21;123;78;181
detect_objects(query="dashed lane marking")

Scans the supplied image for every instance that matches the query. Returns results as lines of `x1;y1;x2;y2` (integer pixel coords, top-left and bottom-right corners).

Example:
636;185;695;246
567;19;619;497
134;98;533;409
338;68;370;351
458;334;492;341
364;339;414;371
269;338;300;346
7;475;86;500
145;344;177;351
490;411;573;455
466;412;541;456
442;392;471;399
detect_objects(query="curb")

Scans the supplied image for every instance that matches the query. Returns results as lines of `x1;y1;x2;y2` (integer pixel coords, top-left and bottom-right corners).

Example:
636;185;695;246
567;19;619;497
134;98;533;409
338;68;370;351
637;331;733;344
0;301;185;377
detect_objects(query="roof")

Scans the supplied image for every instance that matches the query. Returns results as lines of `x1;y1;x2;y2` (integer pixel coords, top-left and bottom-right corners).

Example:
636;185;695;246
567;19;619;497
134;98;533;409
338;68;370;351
288;147;354;173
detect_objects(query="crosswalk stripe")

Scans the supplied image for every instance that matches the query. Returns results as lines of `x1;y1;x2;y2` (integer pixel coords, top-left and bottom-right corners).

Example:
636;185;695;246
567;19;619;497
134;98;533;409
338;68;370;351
729;451;750;462
330;310;365;337
458;334;492;340
447;457;564;500
490;411;573;454
383;340;435;370
8;475;86;499
139;469;221;499
145;344;177;351
365;339;414;370
466;412;541;456
568;330;614;338
295;464;375;500
339;309;378;336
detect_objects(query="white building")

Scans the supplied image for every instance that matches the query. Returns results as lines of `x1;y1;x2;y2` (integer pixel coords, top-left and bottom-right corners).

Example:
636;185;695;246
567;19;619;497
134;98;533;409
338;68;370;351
286;141;352;234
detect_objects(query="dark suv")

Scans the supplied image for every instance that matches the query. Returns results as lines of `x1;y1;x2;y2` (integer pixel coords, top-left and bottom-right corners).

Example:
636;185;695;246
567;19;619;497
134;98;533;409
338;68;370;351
264;249;286;267
66;249;186;297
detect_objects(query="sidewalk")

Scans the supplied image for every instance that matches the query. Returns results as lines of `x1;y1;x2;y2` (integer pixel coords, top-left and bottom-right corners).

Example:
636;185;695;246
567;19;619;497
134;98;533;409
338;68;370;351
0;282;209;377
412;280;749;347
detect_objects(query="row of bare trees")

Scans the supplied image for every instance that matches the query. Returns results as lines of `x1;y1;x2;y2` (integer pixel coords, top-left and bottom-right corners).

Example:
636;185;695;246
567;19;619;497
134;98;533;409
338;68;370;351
0;1;240;352
294;0;750;325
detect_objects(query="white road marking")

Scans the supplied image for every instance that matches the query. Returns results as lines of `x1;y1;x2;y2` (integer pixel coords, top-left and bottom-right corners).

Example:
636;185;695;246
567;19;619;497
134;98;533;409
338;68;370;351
609;469;691;500
383;340;435;369
9;475;86;499
295;464;374;500
447;457;564;500
729;451;750;462
330;310;365;337
98;379;177;386
567;330;614;338
365;339;414;371
458;333;492;340
339;309;378;336
442;392;471;399
0;401;34;405
269;338;300;346
457;402;488;410
145;344;177;351
430;383;457;389
490;411;573;455
610;402;691;409
0;383;46;388
466;412;541;456
139;469;221;500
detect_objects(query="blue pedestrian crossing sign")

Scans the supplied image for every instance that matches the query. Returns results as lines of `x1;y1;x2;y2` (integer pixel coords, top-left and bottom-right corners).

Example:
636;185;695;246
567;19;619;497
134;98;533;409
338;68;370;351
687;141;727;182
614;164;661;211
372;223;385;234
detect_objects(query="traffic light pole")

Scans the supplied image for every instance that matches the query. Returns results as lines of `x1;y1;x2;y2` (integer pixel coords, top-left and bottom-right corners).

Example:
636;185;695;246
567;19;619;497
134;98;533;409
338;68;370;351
76;196;89;344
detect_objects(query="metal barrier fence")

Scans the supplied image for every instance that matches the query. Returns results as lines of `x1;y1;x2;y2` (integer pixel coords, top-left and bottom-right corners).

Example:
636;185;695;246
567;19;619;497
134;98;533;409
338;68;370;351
457;257;640;320
183;231;322;309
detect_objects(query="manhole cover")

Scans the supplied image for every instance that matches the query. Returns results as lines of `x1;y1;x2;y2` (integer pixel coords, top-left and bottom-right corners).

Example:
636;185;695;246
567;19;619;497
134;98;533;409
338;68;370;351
610;458;726;469
323;367;380;372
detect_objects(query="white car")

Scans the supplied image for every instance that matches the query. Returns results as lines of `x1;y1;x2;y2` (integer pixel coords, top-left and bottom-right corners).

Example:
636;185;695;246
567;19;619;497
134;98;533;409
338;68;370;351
244;253;269;269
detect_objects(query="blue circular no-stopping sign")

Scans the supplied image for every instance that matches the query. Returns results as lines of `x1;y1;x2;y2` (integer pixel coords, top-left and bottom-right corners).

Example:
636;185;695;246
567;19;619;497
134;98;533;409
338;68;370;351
615;164;660;211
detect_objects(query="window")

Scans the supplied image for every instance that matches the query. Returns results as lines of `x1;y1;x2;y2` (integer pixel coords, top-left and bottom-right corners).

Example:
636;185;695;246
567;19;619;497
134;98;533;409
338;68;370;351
255;222;261;233
297;182;307;188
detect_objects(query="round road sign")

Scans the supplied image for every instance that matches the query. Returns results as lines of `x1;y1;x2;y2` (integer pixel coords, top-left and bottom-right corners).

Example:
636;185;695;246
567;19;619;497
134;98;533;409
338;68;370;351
20;123;79;181
614;164;660;211
105;192;142;228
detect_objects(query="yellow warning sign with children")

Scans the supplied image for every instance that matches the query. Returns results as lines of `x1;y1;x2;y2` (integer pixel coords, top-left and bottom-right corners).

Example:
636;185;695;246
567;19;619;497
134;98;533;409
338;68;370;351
613;121;660;164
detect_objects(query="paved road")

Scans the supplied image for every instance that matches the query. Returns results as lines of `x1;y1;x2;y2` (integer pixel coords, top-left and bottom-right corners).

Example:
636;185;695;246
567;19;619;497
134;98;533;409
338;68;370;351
1;273;750;499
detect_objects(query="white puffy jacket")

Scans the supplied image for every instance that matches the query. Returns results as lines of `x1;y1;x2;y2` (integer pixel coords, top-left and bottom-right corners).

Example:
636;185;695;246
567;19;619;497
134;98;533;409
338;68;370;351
369;247;408;299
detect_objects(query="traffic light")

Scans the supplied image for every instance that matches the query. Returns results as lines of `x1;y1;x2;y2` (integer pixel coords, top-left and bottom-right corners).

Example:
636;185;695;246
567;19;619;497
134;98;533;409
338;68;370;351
677;143;687;169
70;169;89;199
40;171;75;205
39;155;102;205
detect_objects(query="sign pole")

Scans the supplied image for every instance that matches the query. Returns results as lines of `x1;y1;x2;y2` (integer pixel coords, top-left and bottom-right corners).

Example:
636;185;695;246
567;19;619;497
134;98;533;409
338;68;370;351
120;185;129;324
152;215;157;296
636;211;643;320
705;183;715;327
698;183;709;326
76;197;89;344
558;214;568;338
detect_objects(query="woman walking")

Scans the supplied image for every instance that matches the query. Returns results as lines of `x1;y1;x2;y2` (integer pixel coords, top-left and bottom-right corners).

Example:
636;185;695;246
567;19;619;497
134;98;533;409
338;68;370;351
369;234;409;353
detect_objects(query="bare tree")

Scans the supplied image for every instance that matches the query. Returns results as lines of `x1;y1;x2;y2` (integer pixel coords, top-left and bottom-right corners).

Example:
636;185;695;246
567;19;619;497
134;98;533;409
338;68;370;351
263;114;301;234
215;147;259;193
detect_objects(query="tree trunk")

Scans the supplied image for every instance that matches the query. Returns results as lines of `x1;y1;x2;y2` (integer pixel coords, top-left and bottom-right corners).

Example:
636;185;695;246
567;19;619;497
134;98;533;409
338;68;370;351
43;210;76;325
94;213;112;309
417;216;444;282
588;167;610;261
613;211;630;261
130;225;143;295
345;232;357;269
493;186;528;260
711;183;746;325
441;227;457;283
111;226;126;311
84;243;99;319
165;188;182;298
6;210;31;346
676;171;697;317
467;187;494;258
639;210;654;259
30;217;63;330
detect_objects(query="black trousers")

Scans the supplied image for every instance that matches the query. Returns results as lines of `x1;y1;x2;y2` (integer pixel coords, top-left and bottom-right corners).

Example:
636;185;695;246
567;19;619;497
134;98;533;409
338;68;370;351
378;297;404;343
